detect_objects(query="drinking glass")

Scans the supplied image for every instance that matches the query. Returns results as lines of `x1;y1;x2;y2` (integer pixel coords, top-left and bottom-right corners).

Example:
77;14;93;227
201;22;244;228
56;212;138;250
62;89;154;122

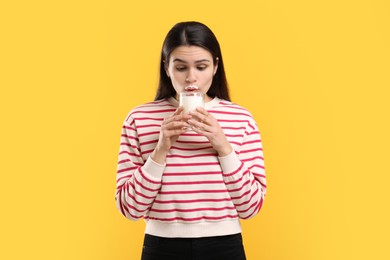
179;91;205;114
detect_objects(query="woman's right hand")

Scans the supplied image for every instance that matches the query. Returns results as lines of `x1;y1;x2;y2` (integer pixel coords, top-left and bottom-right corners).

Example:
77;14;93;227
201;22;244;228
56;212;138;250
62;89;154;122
151;106;190;164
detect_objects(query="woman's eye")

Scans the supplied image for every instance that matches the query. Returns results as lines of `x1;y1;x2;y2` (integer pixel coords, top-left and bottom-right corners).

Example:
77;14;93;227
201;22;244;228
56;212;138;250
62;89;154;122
197;66;207;71
176;66;186;71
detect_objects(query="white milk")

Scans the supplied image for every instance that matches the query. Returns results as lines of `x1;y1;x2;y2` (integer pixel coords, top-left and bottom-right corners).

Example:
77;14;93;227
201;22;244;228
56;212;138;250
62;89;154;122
180;93;205;114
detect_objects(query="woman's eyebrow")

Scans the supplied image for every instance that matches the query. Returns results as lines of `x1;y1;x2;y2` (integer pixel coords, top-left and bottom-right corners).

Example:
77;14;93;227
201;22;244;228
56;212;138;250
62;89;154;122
172;58;211;63
172;58;187;63
195;59;211;63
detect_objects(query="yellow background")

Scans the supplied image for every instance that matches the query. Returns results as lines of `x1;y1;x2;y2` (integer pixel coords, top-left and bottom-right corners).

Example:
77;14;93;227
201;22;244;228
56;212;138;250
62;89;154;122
1;0;389;259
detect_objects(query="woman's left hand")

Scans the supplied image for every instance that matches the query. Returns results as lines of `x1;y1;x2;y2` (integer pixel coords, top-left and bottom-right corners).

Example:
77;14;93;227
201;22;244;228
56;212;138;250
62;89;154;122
188;107;233;157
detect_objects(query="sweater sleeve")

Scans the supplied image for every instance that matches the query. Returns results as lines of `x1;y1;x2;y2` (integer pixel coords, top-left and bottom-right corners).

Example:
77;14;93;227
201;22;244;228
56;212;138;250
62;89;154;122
218;119;266;219
115;116;165;221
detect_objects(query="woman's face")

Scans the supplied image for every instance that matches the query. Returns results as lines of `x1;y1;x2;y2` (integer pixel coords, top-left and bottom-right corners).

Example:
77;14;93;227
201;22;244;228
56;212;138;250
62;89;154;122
165;45;218;102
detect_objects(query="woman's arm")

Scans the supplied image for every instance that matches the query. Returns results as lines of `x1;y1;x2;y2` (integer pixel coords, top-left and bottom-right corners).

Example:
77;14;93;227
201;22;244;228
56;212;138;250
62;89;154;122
115;107;191;220
218;125;266;219
115;118;165;221
189;107;266;219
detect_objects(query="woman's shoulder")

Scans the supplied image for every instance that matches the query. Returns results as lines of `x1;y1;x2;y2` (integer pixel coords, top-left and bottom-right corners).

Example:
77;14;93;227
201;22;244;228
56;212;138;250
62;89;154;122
131;99;173;112
211;99;260;131
124;99;175;122
213;98;255;118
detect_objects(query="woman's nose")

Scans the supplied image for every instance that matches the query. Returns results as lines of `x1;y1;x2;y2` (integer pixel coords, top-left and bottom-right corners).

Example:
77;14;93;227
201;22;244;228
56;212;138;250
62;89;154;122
185;70;197;84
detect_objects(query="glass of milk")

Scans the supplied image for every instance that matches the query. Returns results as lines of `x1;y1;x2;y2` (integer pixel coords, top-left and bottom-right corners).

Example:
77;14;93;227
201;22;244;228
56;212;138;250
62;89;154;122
179;91;205;131
179;91;205;115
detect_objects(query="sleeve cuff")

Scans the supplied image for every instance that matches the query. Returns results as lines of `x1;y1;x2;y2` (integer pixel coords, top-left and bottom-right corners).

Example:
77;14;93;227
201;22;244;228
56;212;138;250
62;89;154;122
218;150;241;174
142;156;166;181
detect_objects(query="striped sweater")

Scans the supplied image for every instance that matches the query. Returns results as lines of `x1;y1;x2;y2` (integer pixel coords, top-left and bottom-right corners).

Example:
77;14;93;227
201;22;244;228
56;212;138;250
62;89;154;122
115;97;266;238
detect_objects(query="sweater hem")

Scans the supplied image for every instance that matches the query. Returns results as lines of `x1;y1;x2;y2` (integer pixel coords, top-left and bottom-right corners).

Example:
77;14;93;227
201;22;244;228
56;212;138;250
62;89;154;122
145;219;242;238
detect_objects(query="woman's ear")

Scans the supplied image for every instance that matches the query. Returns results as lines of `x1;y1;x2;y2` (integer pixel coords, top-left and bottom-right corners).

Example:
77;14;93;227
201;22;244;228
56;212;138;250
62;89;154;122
213;57;219;76
164;60;170;78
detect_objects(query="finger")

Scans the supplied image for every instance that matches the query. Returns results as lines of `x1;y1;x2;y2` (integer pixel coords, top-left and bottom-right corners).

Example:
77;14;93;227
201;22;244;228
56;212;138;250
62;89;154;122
164;128;188;137
164;113;190;125
188;110;203;122
165;107;183;122
190;108;206;118
187;119;211;132
189;113;212;127
163;107;184;123
197;107;212;122
190;122;212;137
192;108;213;121
174;106;184;115
164;120;190;130
195;106;208;115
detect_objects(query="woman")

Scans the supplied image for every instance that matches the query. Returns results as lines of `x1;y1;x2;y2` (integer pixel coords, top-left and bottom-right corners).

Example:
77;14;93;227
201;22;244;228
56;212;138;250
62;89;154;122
115;21;266;260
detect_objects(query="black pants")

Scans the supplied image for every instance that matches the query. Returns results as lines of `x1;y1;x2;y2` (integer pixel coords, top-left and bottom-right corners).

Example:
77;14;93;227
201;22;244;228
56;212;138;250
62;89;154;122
141;233;246;260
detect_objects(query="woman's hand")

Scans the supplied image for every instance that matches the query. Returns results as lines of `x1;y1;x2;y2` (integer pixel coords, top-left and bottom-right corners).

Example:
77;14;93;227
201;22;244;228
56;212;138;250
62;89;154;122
188;107;233;157
151;106;190;164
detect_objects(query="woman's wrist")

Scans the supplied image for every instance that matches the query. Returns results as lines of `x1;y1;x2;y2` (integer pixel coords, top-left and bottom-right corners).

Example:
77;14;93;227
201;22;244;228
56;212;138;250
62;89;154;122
217;144;233;157
151;145;169;164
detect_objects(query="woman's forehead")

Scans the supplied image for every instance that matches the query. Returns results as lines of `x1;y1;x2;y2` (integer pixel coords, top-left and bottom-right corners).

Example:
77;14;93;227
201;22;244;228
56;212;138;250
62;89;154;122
170;46;213;62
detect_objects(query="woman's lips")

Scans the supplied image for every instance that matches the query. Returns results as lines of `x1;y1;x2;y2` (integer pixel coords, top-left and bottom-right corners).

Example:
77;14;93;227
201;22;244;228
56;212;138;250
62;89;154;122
184;85;200;92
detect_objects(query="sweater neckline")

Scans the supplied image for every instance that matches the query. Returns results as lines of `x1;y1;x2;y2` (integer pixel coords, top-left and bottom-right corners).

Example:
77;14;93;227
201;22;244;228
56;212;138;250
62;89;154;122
168;96;221;110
